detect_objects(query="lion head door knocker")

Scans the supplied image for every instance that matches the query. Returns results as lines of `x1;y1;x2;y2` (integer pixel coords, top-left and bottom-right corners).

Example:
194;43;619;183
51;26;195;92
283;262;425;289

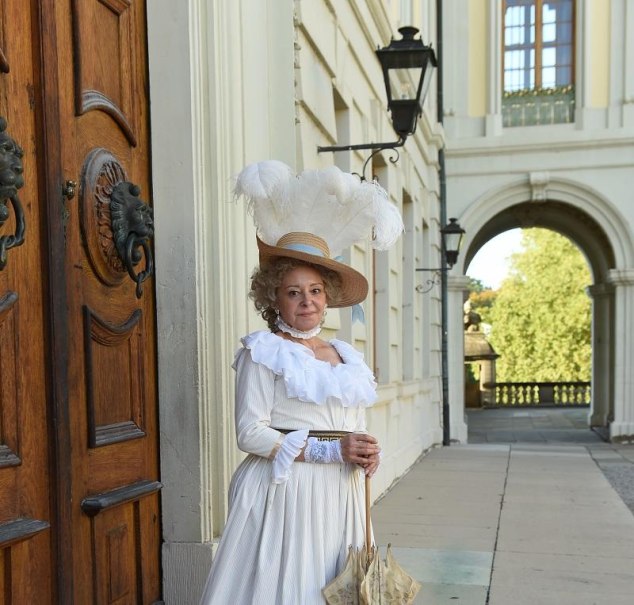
79;148;155;298
110;181;154;298
0;117;26;270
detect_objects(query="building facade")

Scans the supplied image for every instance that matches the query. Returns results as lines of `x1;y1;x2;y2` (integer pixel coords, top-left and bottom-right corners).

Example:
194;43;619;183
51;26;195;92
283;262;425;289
442;0;634;443
150;1;634;600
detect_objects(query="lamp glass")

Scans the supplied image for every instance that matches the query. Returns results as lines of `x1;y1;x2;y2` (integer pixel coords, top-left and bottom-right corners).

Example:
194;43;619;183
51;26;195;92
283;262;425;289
441;218;465;268
376;26;437;138
387;67;423;102
443;230;464;256
418;64;434;107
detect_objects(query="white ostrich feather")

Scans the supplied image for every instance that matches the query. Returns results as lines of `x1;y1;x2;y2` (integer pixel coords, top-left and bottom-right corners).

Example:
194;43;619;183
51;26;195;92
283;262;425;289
234;161;404;254
369;181;404;250
234;160;294;245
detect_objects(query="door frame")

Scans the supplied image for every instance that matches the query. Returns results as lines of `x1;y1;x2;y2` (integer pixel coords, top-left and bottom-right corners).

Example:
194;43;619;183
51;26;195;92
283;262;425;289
39;0;75;600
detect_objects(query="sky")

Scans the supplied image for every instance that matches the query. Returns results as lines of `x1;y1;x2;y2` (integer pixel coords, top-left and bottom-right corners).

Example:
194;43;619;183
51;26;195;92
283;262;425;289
466;228;523;290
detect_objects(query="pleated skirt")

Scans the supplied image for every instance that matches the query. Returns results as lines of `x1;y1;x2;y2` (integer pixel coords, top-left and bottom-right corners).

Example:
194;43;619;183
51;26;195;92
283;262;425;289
200;455;368;604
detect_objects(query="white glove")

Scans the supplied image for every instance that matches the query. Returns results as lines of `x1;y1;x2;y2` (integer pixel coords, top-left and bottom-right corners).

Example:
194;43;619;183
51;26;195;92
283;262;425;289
304;437;344;464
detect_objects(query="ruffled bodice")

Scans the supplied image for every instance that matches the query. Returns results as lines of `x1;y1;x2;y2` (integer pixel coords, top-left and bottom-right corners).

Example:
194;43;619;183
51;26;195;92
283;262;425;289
234;330;377;408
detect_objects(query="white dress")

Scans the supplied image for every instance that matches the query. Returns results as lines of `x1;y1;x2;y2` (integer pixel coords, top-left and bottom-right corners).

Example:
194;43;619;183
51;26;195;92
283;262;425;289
200;330;378;605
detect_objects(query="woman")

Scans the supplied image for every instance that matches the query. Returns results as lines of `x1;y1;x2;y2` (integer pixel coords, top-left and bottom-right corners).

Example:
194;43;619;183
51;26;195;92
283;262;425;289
200;161;402;604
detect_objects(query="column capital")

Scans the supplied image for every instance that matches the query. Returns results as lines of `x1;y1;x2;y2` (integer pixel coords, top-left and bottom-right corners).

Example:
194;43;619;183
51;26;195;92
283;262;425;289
586;282;614;299
607;269;634;287
448;274;471;292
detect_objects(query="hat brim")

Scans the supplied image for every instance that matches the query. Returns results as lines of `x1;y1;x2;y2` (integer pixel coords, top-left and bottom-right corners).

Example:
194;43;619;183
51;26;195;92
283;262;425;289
257;238;369;308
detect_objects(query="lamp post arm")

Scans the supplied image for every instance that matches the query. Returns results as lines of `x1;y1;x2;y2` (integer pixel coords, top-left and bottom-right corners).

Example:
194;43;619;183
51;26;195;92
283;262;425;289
317;137;406;153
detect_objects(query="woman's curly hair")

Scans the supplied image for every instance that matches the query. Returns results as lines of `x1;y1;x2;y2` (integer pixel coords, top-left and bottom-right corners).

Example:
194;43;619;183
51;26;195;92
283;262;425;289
249;258;343;330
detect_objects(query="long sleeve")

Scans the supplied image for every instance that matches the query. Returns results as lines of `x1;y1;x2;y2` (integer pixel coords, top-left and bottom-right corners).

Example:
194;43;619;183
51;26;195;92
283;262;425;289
234;348;308;482
234;347;285;458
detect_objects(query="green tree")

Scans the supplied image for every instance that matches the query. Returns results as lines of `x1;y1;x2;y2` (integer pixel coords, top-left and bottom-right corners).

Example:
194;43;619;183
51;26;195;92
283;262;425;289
468;277;486;293
487;228;591;382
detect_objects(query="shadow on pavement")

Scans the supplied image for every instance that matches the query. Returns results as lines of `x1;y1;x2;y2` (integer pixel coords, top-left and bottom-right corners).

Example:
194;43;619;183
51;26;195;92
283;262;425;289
466;406;606;444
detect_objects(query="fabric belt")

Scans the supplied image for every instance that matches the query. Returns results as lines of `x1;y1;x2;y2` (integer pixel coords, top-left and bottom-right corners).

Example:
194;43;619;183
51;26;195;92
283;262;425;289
273;428;350;442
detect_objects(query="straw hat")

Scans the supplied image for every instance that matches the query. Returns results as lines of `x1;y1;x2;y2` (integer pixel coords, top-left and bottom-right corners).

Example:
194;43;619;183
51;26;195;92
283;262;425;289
256;232;369;308
235;160;403;308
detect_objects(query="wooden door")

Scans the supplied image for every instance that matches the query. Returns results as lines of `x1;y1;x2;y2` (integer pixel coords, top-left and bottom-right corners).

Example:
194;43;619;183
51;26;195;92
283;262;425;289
0;0;54;601
1;0;161;602
48;0;161;602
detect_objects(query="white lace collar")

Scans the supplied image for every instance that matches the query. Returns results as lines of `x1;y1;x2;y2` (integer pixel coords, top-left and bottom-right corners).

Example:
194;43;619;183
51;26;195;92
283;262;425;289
233;330;378;408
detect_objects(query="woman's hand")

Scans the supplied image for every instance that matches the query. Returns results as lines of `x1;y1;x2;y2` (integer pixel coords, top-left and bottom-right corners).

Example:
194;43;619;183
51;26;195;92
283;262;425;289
340;433;381;477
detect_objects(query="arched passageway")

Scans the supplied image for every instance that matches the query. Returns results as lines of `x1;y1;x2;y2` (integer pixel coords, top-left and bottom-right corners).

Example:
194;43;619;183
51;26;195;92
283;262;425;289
448;177;634;443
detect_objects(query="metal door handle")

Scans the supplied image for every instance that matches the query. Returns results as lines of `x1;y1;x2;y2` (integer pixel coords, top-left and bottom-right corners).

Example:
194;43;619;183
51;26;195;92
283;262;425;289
0;117;26;270
110;181;154;298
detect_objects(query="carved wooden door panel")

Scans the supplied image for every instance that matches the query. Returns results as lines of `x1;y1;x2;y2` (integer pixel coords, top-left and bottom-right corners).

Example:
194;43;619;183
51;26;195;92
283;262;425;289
0;0;160;600
44;0;161;602
0;1;54;601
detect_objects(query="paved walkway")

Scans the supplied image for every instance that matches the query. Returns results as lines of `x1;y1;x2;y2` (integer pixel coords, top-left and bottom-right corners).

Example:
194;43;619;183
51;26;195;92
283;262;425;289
371;408;634;604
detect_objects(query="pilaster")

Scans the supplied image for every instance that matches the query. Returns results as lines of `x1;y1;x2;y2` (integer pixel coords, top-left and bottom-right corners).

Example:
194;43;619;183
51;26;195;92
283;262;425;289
448;274;471;443
606;269;634;441
586;282;614;427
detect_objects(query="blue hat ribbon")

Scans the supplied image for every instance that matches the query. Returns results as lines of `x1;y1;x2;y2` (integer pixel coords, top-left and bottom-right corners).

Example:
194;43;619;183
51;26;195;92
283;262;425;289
335;255;366;324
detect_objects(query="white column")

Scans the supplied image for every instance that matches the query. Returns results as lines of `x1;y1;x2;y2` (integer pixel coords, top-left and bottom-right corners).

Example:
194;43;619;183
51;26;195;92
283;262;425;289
607;269;634;440
148;0;298;601
586;283;614;427
448;275;471;443
147;2;220;602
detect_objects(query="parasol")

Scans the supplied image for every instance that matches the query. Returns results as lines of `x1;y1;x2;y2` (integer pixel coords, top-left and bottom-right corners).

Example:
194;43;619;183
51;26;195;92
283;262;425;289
322;476;421;604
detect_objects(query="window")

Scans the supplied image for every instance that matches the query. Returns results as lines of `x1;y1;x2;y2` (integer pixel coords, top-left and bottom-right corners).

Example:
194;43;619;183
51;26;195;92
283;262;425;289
503;0;575;126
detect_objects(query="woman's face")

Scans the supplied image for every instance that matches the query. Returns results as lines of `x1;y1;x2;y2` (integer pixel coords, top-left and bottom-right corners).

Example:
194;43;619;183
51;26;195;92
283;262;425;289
276;265;327;331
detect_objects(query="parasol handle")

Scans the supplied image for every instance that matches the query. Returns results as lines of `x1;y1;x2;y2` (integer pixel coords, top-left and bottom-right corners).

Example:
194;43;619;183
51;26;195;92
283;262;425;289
365;474;372;557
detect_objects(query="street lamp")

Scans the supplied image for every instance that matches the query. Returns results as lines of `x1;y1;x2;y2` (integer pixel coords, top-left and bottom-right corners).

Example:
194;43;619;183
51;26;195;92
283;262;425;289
416;218;465;291
416;218;465;447
376;26;438;139
441;218;466;269
317;26;437;176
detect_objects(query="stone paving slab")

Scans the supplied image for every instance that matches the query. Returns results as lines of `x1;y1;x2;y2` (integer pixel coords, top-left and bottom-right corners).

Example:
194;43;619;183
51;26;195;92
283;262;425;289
488;585;634;605
388;547;492;586
415;583;488;605
497;524;634;558
491;550;634;591
388;469;507;489
375;524;498;552
371;507;501;527
372;420;634;605
387;547;491;604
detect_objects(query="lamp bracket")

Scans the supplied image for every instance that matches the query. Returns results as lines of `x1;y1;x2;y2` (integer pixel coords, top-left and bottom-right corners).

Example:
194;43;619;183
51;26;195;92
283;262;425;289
318;138;405;180
317;137;405;154
415;269;441;293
